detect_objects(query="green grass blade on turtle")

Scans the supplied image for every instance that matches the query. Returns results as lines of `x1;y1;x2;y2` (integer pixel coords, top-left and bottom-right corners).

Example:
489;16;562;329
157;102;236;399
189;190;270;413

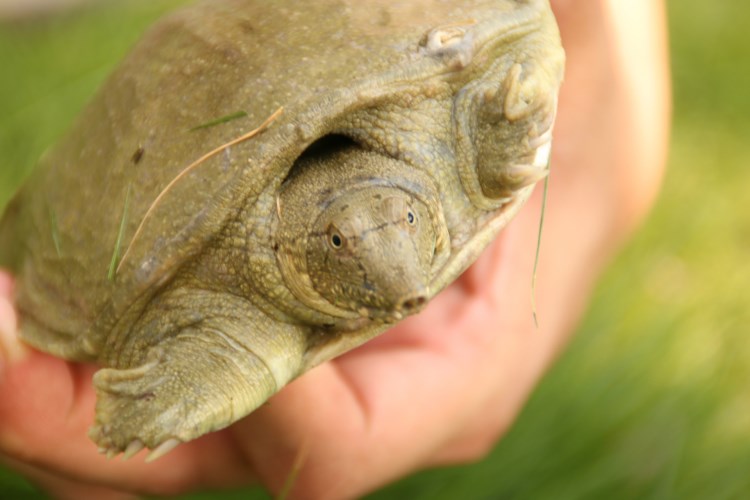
188;110;248;132
115;106;284;274
47;204;62;258
108;183;132;281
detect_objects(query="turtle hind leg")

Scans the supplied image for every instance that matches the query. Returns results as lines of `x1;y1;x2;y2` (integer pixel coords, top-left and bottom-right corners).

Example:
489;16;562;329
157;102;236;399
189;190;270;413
89;306;307;458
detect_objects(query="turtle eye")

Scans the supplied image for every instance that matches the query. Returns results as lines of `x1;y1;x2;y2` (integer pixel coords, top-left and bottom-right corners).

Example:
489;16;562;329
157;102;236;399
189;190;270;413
327;226;346;250
406;209;416;226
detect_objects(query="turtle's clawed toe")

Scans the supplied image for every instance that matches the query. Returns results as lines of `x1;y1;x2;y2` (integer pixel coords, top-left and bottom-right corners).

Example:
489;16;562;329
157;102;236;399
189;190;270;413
95;437;180;462
145;438;182;462
122;439;145;460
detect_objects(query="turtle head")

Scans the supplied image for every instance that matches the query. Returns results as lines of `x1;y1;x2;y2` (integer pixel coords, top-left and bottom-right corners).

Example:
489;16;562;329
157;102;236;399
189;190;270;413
306;185;435;320
275;144;450;324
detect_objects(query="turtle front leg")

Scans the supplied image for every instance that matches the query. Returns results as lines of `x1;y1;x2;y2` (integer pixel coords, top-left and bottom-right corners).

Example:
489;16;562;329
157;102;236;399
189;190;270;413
89;318;306;460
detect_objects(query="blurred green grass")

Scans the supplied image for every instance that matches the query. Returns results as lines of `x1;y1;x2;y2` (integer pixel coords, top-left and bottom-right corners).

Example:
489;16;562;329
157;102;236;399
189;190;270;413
1;1;749;498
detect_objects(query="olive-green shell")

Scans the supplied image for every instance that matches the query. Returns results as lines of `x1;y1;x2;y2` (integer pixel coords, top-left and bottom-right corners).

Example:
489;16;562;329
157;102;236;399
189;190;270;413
0;0;562;354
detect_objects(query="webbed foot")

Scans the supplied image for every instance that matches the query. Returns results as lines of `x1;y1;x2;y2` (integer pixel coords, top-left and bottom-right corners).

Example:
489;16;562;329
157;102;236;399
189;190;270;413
89;329;286;460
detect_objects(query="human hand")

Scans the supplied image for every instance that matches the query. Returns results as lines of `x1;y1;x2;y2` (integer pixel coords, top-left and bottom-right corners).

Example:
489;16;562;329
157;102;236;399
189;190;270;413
0;0;670;498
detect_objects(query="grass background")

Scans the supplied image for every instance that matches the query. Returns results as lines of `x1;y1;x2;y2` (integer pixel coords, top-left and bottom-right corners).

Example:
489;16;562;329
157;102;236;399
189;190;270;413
1;0;748;498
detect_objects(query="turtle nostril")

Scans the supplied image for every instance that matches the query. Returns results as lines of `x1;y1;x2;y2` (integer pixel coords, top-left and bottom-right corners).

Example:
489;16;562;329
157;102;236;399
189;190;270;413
399;295;427;311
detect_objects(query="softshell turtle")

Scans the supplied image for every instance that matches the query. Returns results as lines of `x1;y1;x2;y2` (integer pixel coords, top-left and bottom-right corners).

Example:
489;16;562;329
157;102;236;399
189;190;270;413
0;0;564;459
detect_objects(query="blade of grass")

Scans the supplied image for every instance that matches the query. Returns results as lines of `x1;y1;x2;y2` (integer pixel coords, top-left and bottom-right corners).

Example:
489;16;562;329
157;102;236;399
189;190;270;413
116;106;283;274
108;183;132;280
276;441;309;500
189;110;248;131
531;161;550;329
48;205;61;257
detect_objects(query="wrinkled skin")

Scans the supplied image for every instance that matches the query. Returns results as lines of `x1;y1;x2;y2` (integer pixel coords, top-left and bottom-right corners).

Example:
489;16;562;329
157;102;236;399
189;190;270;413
0;0;670;499
276;146;450;321
0;0;564;457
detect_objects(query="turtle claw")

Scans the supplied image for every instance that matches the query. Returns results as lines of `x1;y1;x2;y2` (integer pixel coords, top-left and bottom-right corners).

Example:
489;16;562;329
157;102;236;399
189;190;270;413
95;438;178;462
145;438;181;462
122;439;145;460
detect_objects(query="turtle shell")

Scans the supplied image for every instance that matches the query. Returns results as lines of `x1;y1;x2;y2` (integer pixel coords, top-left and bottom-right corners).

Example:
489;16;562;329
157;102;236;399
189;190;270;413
0;0;563;360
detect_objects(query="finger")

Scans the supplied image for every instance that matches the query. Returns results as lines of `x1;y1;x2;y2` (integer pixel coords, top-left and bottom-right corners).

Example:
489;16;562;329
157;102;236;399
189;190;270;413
0;322;253;495
233;354;456;499
233;315;536;499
